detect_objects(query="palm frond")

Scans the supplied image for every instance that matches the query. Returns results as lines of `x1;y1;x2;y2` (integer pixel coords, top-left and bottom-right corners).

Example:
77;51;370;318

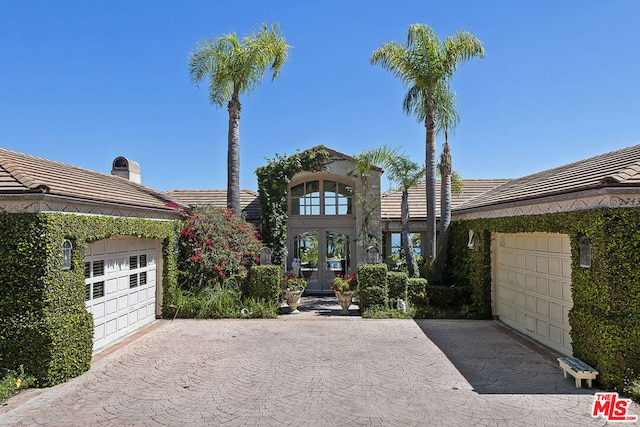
187;22;290;107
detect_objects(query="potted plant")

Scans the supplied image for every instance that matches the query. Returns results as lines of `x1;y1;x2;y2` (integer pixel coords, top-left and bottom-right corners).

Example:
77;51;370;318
331;273;357;312
282;272;307;313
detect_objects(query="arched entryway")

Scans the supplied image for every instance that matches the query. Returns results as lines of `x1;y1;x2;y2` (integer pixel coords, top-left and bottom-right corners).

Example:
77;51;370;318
287;176;356;294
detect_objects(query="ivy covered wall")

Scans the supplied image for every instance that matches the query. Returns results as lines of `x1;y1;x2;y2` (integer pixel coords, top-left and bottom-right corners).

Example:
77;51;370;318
446;207;640;397
0;212;179;386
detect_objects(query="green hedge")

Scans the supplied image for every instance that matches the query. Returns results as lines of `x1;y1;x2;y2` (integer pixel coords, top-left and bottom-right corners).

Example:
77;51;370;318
357;264;388;311
446;207;640;397
0;212;179;387
246;265;281;304
387;271;408;303
407;278;427;306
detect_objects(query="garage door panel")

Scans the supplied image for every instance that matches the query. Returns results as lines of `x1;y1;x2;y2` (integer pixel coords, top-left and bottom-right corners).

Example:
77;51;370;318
549;302;562;322
128;311;138;326
93;302;105;320
536;319;549;339
516;292;525;308
525;255;536;271
536;298;548;317
106;298;117;316
105;318;117;337
562;259;572;278
536;257;548;273
535;237;547;251
549;280;562;299
496;232;573;356
563;283;573;303
86;238;158;352
525;315;535;332
94;324;104;341
536;277;548;295
549;325;563;346
548;236;562;253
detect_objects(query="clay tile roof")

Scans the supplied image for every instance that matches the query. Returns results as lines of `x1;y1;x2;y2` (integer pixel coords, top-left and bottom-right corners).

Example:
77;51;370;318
166;189;260;221
0;148;181;212
381;179;508;220
456;144;640;212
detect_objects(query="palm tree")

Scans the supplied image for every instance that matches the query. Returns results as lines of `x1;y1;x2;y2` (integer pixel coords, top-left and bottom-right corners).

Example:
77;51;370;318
356;146;424;277
188;23;290;215
434;86;464;282
435;85;459;241
387;155;425;278
371;23;484;261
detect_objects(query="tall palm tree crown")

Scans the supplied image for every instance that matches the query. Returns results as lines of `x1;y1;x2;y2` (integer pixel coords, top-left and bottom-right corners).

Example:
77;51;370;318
371;23;484;261
188;23;290;215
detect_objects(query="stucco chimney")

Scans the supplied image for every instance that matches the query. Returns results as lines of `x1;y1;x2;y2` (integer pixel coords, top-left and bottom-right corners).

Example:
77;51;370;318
111;156;141;184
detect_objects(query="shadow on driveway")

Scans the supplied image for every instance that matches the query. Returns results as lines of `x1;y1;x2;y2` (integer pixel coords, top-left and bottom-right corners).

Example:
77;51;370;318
414;319;596;395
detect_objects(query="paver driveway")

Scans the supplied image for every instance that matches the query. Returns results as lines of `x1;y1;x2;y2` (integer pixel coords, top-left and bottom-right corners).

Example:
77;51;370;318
1;303;636;426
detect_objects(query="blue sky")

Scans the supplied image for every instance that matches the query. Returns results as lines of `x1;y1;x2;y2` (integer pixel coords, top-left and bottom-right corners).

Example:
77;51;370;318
1;1;639;192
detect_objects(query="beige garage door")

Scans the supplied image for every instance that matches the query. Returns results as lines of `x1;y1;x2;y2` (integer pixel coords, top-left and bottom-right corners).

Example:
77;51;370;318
494;232;573;355
84;237;159;352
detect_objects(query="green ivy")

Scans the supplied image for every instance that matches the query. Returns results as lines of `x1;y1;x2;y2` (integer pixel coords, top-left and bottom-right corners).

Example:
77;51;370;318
446;207;640;397
0;212;179;387
256;146;333;266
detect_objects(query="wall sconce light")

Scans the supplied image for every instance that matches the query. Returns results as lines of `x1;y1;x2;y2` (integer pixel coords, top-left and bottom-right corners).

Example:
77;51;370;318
366;246;380;264
579;236;591;268
467;230;481;252
259;247;272;265
62;239;73;270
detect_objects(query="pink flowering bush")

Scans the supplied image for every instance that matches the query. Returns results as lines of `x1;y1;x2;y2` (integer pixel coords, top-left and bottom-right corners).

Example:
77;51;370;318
179;207;261;289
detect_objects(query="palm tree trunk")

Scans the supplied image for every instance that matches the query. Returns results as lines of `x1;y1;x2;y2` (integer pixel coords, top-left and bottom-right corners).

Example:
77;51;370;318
227;93;242;216
400;189;415;278
424;90;437;262
434;141;452;284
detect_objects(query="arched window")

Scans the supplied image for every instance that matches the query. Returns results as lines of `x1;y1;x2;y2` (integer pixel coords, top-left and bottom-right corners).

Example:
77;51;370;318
290;180;353;216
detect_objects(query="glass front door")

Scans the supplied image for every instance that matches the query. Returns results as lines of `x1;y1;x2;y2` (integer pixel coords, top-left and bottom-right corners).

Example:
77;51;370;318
292;229;351;293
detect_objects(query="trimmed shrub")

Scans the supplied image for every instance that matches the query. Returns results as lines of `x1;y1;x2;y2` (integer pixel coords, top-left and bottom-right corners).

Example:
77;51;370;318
357;264;388;312
387;271;408;303
246;265;281;304
407;278;428;306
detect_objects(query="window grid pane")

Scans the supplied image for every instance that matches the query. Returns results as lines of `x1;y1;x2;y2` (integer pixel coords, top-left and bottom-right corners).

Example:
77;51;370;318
92;260;104;277
92;281;105;299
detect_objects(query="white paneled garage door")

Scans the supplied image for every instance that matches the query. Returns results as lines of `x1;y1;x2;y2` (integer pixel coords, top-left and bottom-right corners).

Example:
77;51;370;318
494;232;573;355
84;237;159;352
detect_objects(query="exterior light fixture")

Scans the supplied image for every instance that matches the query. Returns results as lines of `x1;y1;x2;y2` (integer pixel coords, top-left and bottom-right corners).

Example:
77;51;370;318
467;230;481;252
259;247;272;265
366;246;380;264
62;239;73;270
579;236;591;268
